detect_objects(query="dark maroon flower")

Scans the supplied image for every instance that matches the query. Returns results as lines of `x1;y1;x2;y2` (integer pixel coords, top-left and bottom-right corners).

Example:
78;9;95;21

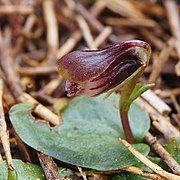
57;40;151;97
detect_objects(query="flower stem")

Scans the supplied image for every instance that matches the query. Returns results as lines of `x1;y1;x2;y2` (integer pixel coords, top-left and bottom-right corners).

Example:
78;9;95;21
120;110;135;143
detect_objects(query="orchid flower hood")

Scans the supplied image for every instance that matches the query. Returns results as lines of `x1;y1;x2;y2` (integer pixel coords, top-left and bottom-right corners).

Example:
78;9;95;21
57;40;151;97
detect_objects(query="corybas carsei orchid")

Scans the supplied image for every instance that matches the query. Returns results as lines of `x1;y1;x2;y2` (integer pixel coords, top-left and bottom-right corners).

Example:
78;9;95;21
57;40;152;143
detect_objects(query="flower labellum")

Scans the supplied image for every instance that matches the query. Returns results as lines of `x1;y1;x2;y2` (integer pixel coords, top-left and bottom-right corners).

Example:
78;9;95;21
57;40;151;97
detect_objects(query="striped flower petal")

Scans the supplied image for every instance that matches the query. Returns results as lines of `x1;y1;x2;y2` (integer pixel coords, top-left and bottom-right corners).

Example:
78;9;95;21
57;40;151;97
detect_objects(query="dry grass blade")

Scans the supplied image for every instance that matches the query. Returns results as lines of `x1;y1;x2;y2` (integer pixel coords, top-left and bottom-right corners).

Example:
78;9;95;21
75;2;104;32
104;17;156;28
148;38;176;83
141;28;165;50
90;0;106;16
65;0;98;49
73;1;117;43
135;98;180;139
18;93;63;126
38;77;63;96
57;30;82;59
119;138;180;180
57;0;106;59
0;29;62;126
106;0;148;19
0;28;23;98
172;114;180;128
155;88;180;98
13;14;43;56
170;95;180;114
43;0;59;65
94;26;112;48
76;15;97;49
13;130;32;163
164;0;180;75
141;90;171;116
0;79;14;170
122;166;165;180
18;66;57;76
0;5;34;15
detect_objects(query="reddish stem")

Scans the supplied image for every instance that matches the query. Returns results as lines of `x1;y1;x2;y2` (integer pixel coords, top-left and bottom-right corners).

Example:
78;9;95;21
120;110;135;143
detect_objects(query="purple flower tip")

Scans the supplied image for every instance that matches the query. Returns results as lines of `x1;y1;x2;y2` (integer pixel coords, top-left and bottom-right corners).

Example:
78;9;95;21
57;40;151;97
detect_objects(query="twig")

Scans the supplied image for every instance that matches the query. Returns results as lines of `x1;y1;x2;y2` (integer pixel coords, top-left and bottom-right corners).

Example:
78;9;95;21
18;93;62;126
122;166;165;180
43;0;59;65
135;98;180;139
37;152;60;180
0;5;34;15
141;89;171;116
0;79;14;170
119;138;180;180
145;132;180;175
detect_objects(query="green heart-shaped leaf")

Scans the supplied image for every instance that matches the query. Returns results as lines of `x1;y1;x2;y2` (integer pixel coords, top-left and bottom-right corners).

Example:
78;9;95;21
0;159;74;180
0;160;45;180
9;94;150;171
